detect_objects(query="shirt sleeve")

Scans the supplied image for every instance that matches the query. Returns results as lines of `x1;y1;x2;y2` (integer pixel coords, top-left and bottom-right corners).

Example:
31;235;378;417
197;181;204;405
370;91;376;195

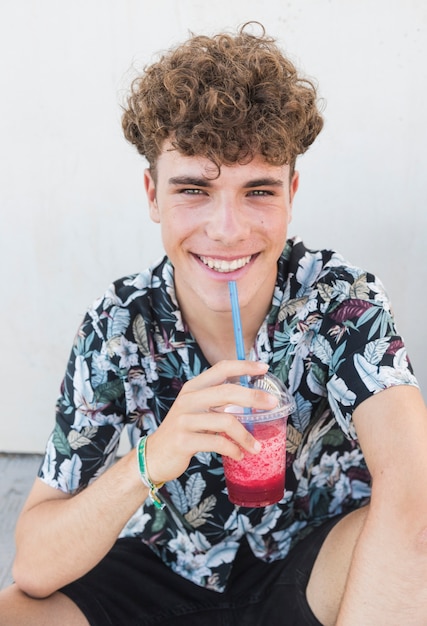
319;270;418;440
38;291;130;494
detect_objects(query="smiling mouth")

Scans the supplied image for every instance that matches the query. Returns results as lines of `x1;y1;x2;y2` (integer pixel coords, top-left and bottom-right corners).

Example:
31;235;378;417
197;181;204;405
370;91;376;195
198;255;252;273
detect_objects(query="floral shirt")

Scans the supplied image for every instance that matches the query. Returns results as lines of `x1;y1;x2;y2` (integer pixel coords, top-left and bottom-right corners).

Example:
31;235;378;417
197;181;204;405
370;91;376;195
39;237;418;592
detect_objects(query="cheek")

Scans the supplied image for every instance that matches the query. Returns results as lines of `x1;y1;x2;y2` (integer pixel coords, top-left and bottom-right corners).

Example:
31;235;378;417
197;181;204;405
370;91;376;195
159;217;188;251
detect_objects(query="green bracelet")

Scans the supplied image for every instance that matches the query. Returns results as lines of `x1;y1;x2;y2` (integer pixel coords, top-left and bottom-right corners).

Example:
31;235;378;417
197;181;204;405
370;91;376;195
136;436;165;510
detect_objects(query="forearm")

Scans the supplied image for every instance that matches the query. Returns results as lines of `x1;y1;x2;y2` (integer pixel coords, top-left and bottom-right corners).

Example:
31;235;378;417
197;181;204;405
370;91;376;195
337;501;427;624
13;360;273;598
339;388;427;623
13;450;148;597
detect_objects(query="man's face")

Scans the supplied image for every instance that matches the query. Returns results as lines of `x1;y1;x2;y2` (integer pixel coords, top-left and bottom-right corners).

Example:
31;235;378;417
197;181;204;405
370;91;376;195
144;145;299;317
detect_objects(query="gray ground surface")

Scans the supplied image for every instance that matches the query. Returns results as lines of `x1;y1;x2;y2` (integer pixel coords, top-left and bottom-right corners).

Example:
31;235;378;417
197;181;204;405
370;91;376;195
0;454;42;589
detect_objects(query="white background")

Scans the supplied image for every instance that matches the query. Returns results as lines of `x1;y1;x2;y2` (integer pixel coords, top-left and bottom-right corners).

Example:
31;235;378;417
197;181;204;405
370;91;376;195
1;0;426;453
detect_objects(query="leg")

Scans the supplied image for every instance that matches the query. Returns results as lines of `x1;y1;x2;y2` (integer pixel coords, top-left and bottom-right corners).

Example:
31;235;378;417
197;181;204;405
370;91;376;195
0;584;89;626
306;506;368;626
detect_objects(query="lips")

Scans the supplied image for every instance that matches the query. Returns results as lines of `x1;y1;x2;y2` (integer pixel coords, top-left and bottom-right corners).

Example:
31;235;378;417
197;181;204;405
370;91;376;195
198;255;252;273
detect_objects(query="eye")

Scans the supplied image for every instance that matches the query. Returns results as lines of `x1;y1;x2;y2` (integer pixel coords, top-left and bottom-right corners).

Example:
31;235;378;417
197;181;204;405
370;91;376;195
180;188;205;195
248;189;273;197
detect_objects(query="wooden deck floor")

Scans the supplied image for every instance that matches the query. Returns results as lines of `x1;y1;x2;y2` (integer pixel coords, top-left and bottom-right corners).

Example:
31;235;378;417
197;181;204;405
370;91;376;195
0;453;42;590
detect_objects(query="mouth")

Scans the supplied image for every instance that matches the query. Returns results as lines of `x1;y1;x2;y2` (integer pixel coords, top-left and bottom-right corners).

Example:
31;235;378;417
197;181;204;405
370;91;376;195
198;254;253;273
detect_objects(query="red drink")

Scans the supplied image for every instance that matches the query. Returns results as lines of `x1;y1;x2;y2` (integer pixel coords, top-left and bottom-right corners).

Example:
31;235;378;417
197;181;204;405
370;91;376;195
216;373;294;507
222;418;287;507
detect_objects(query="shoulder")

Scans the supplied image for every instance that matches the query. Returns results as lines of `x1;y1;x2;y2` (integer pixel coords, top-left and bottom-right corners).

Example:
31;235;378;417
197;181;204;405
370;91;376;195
80;255;173;343
281;237;387;310
283;237;365;283
96;255;171;309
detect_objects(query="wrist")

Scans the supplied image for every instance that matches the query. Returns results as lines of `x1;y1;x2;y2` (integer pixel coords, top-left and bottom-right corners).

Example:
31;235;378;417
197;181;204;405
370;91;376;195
136;435;165;509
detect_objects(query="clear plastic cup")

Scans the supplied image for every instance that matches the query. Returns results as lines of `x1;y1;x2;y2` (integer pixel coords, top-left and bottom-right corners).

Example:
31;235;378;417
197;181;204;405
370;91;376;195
217;373;295;507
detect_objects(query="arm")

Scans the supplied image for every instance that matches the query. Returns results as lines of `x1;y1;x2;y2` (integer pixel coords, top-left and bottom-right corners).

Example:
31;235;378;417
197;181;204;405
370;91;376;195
337;384;427;624
13;450;148;598
13;359;271;598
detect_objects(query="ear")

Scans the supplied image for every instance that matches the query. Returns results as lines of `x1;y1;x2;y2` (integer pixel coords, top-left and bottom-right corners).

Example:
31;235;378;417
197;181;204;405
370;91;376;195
144;169;160;223
288;170;299;223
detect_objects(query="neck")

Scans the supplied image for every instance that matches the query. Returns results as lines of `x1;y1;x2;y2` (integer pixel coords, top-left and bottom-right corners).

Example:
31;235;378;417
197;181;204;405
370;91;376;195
181;297;269;366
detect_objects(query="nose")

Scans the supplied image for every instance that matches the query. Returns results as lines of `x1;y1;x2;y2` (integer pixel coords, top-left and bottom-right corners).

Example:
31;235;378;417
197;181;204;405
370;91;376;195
205;201;251;245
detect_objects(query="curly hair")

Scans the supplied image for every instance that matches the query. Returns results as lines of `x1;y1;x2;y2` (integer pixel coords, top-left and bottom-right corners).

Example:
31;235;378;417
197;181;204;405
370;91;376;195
122;22;323;175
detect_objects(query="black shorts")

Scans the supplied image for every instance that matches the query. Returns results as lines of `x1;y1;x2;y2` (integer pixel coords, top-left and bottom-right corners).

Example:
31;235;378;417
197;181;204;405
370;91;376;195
60;515;344;626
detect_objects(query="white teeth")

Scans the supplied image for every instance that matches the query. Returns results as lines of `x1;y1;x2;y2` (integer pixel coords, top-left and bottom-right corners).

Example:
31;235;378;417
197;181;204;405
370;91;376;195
198;255;252;273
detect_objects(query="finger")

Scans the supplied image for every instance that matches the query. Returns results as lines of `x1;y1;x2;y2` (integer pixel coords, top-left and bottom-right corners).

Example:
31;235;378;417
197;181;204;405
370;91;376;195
174;382;278;414
146;411;261;484
183;410;262;455
147;420;247;483
192;431;245;461
182;359;269;392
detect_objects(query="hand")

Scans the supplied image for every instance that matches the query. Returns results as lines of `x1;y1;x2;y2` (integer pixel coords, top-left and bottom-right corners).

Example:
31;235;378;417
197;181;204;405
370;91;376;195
145;360;277;484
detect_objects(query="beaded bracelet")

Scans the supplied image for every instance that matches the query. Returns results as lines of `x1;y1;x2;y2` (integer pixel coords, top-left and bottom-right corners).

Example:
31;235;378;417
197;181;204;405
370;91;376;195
136;436;165;509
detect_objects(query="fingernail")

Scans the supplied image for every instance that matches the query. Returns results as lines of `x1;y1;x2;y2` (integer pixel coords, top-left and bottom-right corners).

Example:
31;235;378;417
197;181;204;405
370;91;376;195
256;361;269;370
253;440;261;453
267;394;278;407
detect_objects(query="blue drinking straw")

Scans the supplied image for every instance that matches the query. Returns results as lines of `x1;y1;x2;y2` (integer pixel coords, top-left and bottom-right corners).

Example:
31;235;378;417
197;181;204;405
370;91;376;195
228;281;246;367
228;281;252;421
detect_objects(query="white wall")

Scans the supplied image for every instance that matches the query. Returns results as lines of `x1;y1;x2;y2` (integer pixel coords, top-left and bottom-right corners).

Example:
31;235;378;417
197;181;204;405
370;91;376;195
1;0;426;453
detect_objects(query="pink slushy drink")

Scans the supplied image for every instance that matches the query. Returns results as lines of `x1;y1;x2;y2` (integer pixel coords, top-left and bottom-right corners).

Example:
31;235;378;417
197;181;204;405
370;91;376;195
221;374;294;507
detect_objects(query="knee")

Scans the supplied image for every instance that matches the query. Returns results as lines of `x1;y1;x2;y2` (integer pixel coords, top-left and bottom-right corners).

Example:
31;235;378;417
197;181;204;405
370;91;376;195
306;508;369;626
0;584;29;623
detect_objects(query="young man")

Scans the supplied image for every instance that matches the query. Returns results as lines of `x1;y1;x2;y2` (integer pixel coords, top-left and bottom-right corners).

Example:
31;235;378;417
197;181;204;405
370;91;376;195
1;23;427;626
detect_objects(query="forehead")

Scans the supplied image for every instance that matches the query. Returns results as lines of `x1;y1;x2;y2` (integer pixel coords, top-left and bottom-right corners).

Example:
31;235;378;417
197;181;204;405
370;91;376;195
155;142;290;183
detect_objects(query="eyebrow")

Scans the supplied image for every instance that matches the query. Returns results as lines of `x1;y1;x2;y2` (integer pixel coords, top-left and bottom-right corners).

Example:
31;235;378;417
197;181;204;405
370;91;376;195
168;176;284;188
168;176;211;187
244;178;284;188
